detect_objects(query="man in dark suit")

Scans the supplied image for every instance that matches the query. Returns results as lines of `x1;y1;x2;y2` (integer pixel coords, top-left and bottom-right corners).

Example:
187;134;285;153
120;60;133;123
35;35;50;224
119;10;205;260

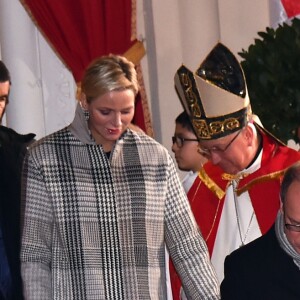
221;161;300;300
0;60;35;300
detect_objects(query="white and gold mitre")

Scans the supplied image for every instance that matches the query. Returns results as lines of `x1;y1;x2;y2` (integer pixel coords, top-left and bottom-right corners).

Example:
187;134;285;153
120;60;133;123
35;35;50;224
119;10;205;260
174;42;252;140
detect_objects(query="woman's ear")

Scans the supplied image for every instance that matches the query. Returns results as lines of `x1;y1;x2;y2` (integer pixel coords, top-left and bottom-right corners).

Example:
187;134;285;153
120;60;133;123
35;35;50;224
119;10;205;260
80;93;88;110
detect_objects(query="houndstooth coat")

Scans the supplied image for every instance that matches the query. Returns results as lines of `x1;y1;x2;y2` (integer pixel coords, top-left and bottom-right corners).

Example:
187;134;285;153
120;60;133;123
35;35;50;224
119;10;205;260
20;104;219;300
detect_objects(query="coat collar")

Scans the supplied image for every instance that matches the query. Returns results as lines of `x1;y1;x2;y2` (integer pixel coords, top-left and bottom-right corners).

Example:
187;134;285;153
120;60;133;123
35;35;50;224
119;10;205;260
68;103;95;145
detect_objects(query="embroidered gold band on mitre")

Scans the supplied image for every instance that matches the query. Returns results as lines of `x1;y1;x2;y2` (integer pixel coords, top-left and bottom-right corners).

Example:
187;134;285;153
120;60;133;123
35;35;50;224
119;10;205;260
192;108;248;139
175;65;202;119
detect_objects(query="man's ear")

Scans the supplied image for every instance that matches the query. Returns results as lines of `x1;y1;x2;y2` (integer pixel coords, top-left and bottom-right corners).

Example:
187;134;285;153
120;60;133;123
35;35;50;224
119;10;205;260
280;197;284;213
243;124;254;146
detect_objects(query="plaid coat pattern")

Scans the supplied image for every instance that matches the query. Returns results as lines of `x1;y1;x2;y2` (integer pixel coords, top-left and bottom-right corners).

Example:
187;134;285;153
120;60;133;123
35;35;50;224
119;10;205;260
20;105;219;299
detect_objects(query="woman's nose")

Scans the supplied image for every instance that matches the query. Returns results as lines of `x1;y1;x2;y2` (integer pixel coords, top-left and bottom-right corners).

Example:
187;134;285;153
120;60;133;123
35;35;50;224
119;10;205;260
113;113;122;126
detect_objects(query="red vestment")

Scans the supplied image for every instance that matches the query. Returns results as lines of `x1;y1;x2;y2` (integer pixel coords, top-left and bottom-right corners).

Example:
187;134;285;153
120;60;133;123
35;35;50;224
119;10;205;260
170;128;300;299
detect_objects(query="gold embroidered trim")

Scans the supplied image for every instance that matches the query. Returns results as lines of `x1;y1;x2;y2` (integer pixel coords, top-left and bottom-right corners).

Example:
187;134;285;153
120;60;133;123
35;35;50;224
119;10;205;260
193;118;242;140
201;168;284;198
236;170;284;196
177;71;202;119
131;0;137;41
222;172;249;181
199;168;226;200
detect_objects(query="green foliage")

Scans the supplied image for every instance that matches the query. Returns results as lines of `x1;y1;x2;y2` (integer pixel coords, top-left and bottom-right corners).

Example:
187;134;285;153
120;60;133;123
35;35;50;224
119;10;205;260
239;18;300;143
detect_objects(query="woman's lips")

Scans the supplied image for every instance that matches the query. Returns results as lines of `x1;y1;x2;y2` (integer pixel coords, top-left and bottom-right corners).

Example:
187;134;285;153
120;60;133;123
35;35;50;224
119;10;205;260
106;128;121;135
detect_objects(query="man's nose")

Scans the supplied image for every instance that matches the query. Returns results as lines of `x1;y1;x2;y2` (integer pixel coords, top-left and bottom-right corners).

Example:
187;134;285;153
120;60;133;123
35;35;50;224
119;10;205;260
171;142;179;153
210;151;221;165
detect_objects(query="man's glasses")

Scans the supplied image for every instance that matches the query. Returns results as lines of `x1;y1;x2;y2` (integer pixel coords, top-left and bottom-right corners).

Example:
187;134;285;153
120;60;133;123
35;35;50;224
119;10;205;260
285;223;300;232
172;136;198;148
198;129;242;157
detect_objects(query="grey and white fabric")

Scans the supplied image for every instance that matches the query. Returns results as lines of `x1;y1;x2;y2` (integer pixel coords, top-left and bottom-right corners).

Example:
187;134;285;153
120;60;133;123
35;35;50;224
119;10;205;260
20;104;219;299
275;211;300;269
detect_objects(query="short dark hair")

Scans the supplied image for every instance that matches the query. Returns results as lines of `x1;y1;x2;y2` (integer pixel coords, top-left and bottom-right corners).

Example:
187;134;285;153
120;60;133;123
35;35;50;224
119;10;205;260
280;162;300;204
175;111;196;134
0;60;11;83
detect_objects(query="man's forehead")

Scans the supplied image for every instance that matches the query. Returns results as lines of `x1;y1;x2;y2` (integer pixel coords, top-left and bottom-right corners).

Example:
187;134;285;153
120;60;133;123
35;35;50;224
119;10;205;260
286;180;300;195
0;81;10;96
284;181;300;210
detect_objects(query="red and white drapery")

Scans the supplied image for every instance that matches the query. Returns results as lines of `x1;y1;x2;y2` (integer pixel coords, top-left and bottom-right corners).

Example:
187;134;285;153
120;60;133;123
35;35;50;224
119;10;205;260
281;0;300;18
270;0;300;24
20;0;153;137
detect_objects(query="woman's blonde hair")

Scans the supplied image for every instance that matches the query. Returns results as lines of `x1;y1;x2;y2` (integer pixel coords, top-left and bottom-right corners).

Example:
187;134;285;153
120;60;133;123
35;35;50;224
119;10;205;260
81;54;139;103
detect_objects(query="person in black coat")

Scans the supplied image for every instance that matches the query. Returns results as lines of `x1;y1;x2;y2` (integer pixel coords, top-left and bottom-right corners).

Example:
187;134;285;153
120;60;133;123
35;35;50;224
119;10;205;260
0;61;35;300
221;161;300;300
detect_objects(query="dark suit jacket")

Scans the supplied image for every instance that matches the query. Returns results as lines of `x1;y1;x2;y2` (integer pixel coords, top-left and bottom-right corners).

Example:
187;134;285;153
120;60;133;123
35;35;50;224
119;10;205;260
221;224;300;300
0;126;35;300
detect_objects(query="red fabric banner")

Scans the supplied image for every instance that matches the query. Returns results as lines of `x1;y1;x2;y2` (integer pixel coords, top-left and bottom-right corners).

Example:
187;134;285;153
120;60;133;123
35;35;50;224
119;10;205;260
281;0;300;18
